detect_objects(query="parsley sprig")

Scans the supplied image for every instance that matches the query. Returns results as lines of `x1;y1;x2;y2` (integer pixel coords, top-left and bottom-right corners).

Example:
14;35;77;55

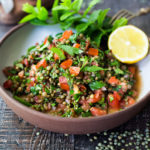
20;0;128;47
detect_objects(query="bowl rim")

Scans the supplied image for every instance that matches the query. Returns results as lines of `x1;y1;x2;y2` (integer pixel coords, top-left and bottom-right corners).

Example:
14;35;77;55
0;23;150;123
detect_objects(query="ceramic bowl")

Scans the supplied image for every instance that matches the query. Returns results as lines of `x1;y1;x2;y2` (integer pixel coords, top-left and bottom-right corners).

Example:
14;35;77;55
0;23;150;134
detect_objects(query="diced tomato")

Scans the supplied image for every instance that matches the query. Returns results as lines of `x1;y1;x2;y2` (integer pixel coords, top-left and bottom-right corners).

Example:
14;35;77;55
54;53;59;61
126;97;135;107
69;66;80;76
59;76;70;91
59;30;73;41
26;81;35;92
108;76;120;85
88;90;103;103
87;48;99;56
22;58;29;67
79;84;87;92
43;36;48;45
36;59;47;69
60;83;70;91
3;80;12;89
128;66;136;77
29;55;33;60
90;107;107;116
108;92;121;109
18;71;24;79
114;91;121;101
59;76;67;83
60;59;73;69
73;43;80;48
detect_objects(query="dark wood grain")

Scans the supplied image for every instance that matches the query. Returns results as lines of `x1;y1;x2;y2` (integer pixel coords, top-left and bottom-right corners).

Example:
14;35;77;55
0;0;150;149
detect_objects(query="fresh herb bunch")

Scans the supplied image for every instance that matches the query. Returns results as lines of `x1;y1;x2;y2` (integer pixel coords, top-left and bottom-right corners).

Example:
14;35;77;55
20;0;128;47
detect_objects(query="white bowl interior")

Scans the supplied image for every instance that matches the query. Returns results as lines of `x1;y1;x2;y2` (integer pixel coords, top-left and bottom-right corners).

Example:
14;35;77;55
0;24;150;101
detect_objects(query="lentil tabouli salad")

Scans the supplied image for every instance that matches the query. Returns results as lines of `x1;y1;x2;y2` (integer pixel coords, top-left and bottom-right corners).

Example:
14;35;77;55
3;30;139;117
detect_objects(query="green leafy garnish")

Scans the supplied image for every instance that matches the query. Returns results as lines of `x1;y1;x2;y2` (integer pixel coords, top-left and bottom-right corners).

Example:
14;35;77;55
27;45;37;54
50;47;66;60
112;18;128;31
19;0;49;24
16;63;23;69
20;0;128;47
58;45;83;56
74;92;83;102
89;81;106;90
82;66;107;72
13;96;32;107
114;68;124;75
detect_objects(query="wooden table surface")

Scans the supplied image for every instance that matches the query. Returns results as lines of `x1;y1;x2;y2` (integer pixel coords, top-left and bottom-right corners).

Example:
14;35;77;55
0;0;150;150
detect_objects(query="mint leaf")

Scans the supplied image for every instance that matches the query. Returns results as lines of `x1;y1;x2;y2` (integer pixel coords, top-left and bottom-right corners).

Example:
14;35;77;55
76;23;90;33
52;0;59;22
60;11;76;21
36;0;41;10
19;14;36;23
82;66;107;72
52;5;69;11
51;47;66;60
71;0;83;11
98;8;110;27
30;19;49;25
93;32;104;47
89;81;106;90
88;10;101;23
112;18;128;31
22;3;34;13
37;7;48;21
83;0;101;17
58;45;83;56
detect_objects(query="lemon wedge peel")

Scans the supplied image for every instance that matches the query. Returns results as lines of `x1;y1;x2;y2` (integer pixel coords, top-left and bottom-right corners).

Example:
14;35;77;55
108;25;149;64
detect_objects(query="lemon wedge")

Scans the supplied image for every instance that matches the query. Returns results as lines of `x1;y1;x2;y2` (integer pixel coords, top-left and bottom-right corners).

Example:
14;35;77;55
108;25;149;64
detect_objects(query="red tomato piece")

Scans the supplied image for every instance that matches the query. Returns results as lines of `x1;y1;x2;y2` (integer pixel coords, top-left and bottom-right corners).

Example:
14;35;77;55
3;80;12;89
108;92;121;109
54;53;59;61
59;76;67;83
73;43;80;48
36;59;47;69
60;59;73;69
126;97;135;107
90;107;107;116
79;84;87;92
69;66;80;76
59;76;70;91
108;76;120;85
26;81;35;92
87;48;99;56
43;36;48;45
59;30;73;41
88;90;103;103
60;83;70;91
128;66;136;77
22;58;29;67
